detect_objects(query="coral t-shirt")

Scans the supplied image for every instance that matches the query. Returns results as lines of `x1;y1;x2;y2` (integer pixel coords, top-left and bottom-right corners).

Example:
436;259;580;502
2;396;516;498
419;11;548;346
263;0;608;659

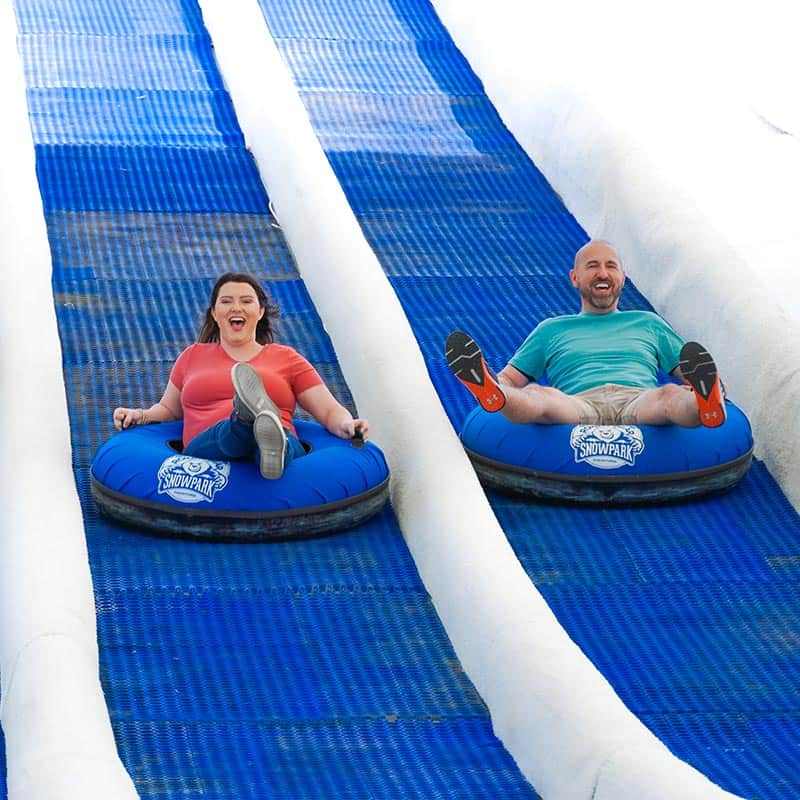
169;342;324;446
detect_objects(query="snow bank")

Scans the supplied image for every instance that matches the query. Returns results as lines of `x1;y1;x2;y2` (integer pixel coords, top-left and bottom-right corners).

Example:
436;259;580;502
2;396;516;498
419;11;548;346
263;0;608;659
0;5;139;799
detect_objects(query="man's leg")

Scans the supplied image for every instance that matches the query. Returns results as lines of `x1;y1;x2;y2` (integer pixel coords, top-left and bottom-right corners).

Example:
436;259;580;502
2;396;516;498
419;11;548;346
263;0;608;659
630;384;702;427
500;383;584;425
444;330;506;411
446;330;584;423
636;342;726;428
679;342;726;428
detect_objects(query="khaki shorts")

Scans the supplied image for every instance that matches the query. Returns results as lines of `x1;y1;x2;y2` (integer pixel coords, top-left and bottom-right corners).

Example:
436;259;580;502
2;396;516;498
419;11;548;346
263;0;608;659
572;384;649;425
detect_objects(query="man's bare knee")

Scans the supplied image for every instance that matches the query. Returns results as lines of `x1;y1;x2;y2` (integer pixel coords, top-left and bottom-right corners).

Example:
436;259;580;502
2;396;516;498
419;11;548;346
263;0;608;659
647;383;700;427
501;384;580;425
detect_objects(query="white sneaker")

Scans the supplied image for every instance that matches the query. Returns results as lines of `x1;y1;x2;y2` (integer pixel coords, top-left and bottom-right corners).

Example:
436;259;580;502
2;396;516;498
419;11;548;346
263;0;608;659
253;410;286;479
231;362;286;478
231;362;281;421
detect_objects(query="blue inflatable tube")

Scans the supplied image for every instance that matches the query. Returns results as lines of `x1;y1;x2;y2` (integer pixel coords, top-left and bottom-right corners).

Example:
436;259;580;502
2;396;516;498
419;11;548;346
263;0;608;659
91;420;390;540
460;401;753;504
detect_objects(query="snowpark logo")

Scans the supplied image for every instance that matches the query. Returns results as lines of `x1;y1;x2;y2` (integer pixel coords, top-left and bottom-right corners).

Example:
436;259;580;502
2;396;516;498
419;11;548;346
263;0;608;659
570;425;645;470
157;455;230;503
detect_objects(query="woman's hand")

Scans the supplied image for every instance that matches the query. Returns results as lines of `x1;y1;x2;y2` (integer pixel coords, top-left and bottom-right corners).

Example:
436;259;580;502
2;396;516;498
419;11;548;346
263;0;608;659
333;416;370;443
113;407;146;430
113;384;182;431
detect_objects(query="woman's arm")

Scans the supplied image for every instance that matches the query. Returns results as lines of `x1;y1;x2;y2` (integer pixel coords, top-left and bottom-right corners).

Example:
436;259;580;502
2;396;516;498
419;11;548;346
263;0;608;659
113;381;183;430
296;383;369;441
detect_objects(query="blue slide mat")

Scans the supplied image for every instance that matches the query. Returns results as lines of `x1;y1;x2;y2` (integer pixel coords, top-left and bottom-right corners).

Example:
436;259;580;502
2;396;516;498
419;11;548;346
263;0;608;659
251;0;800;798
12;0;540;797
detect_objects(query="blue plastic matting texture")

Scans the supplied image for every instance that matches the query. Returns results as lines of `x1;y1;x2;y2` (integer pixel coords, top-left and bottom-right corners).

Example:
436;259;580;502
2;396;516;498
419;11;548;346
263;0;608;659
14;0;539;798
254;0;800;798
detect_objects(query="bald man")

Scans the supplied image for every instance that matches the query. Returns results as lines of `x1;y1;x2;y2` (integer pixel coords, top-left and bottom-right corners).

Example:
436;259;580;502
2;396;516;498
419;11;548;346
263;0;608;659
446;240;725;428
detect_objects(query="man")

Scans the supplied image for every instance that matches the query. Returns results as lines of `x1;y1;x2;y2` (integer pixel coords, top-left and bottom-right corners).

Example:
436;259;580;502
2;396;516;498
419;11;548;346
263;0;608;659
445;240;725;428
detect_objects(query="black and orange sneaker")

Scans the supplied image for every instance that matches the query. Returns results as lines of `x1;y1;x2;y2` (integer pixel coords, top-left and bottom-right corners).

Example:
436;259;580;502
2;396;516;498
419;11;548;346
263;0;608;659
445;330;506;412
679;341;726;428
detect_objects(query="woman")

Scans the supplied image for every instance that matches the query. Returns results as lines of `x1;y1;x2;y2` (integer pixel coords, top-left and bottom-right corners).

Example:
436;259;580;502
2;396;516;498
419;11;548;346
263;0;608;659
113;272;369;479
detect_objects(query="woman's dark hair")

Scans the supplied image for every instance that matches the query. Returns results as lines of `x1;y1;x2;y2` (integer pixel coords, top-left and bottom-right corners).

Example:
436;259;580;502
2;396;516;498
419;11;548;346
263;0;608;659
197;272;281;344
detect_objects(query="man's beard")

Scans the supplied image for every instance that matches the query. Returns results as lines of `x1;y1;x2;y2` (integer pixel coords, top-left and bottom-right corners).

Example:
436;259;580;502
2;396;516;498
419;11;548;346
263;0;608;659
581;285;620;310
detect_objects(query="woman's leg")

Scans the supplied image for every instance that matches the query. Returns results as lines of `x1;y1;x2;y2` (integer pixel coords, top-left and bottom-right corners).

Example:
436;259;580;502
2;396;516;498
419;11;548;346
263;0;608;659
183;413;256;460
185;415;307;474
283;431;307;467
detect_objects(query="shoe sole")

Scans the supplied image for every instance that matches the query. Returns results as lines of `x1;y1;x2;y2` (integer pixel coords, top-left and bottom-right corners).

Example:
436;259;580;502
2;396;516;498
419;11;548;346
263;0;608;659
679;341;726;428
253;411;286;479
445;330;506;412
231;362;281;419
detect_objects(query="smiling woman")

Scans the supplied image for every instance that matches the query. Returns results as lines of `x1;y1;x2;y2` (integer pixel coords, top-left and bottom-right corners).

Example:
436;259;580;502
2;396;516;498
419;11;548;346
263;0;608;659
112;272;370;480
99;272;388;540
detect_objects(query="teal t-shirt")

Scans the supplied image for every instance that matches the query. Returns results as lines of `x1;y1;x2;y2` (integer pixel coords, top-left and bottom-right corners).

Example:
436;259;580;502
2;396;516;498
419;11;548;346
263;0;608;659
509;310;684;395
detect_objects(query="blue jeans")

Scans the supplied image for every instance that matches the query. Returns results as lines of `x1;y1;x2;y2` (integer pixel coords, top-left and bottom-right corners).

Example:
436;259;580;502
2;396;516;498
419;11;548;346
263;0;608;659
183;413;306;467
